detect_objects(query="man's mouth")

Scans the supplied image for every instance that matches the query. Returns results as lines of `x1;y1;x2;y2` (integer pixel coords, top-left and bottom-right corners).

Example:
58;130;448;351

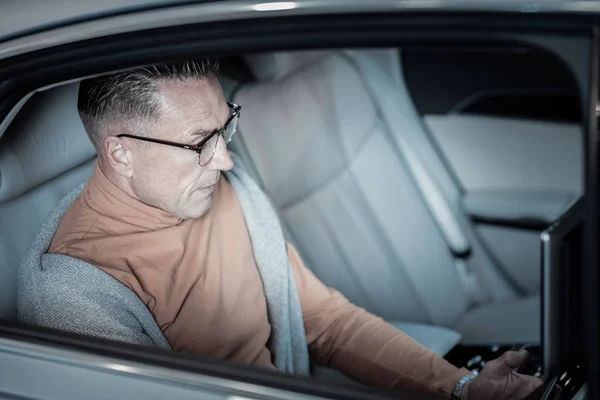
198;173;220;190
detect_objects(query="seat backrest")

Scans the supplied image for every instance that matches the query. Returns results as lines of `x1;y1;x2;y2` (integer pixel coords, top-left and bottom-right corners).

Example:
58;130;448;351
232;50;518;327
0;83;95;320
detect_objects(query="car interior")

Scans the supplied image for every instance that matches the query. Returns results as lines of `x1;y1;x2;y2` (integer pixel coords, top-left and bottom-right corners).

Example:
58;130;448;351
0;44;584;388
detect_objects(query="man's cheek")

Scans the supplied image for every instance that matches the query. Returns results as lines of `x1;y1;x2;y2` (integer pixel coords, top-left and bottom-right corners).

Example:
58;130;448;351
169;150;198;167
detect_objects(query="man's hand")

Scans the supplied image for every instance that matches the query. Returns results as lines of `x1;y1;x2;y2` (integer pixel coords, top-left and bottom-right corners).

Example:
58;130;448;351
461;350;544;400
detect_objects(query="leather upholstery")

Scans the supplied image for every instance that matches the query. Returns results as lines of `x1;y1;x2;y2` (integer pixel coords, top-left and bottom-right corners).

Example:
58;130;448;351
233;49;540;344
0;83;95;319
0;84;96;202
454;297;540;345
235;51;470;327
463;191;580;225
424;114;583;194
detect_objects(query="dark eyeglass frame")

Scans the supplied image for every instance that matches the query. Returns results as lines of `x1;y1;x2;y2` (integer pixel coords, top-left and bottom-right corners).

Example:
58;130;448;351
117;101;241;155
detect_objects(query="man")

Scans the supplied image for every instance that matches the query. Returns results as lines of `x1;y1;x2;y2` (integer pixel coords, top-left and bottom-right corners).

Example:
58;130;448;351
42;59;541;399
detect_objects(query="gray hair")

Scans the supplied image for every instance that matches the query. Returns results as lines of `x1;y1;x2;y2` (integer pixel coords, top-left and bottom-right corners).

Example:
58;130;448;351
77;59;219;150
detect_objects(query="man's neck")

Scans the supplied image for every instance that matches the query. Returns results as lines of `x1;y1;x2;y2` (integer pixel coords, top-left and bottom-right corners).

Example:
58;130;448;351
97;158;140;201
90;158;183;229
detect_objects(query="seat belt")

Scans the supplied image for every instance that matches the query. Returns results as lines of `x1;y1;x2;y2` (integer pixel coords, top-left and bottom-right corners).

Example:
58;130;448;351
345;51;482;305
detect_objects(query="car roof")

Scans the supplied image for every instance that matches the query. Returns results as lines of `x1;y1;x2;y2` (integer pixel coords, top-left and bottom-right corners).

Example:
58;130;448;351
3;0;599;37
0;0;597;49
0;0;200;42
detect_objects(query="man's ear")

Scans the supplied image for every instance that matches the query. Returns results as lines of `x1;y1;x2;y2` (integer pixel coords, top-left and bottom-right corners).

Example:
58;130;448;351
104;136;133;178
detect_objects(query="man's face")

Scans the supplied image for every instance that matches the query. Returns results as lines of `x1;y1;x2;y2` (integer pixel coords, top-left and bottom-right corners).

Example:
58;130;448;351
127;75;234;220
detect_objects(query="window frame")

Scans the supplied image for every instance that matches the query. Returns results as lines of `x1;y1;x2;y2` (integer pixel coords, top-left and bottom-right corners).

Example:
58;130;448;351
0;6;598;400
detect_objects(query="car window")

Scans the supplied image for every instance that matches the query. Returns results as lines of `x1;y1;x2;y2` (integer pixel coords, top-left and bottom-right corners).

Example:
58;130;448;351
403;47;581;123
0;8;594;400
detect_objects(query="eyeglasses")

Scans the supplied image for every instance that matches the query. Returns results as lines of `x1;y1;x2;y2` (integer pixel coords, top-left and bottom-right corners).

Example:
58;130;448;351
117;102;241;166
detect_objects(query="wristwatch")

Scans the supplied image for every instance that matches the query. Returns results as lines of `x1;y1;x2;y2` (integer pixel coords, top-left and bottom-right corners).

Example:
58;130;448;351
451;374;476;400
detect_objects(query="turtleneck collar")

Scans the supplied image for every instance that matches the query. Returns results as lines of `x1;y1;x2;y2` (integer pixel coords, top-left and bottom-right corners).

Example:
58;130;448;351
84;161;183;230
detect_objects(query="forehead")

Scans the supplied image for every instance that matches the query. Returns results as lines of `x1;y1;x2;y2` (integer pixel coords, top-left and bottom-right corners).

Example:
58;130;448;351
152;76;227;139
157;76;225;116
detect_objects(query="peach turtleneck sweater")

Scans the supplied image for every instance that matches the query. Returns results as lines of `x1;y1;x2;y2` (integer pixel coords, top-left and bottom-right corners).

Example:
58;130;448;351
48;162;468;397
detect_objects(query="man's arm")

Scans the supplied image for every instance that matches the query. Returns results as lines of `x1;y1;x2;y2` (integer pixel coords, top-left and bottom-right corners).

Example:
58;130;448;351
287;242;468;398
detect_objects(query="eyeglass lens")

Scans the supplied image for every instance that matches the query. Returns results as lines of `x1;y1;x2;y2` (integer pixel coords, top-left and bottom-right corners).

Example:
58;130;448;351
198;111;239;166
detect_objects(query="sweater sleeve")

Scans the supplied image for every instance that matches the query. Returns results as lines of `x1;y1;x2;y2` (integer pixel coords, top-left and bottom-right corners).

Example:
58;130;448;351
287;242;469;398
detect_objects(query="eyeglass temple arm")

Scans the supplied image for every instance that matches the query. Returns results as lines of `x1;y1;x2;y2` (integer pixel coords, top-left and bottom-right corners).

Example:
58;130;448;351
117;134;199;151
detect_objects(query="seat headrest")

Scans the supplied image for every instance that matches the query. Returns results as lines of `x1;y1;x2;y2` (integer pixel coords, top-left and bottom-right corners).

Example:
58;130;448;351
0;83;96;202
235;51;379;209
245;51;329;81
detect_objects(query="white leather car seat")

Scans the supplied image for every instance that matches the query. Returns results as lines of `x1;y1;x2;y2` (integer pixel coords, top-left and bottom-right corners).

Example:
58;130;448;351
231;49;540;345
0;83;96;320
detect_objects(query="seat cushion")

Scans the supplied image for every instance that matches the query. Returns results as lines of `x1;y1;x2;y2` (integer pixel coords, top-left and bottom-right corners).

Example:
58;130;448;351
454;296;540;345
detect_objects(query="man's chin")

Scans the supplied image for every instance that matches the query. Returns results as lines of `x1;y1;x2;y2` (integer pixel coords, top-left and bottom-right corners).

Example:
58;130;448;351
184;193;213;220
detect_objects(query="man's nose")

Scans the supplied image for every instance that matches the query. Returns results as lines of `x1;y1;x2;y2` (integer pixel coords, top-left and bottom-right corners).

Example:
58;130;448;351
207;135;234;171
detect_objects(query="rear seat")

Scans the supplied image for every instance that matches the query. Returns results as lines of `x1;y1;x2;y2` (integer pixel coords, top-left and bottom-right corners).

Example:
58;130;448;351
230;49;540;345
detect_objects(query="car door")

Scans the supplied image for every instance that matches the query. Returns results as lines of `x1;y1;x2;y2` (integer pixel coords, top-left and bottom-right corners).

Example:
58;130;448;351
0;3;482;400
0;2;595;400
582;27;600;400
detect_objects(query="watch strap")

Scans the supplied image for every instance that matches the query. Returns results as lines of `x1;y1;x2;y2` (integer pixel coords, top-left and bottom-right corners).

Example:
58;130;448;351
451;374;476;400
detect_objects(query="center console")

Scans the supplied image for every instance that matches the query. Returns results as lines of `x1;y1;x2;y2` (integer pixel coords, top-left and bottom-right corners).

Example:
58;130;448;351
442;200;590;399
445;344;587;399
445;344;542;377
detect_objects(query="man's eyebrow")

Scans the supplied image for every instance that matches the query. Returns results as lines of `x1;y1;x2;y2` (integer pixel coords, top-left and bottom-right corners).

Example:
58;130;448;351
189;128;216;137
187;108;228;138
